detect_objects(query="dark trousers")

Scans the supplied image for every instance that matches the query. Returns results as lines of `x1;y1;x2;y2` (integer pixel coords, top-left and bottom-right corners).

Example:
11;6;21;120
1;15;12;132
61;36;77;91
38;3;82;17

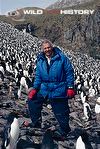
28;95;70;134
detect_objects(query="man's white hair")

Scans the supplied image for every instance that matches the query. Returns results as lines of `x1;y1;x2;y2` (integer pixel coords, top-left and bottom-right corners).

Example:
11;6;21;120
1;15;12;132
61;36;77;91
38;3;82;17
41;39;53;48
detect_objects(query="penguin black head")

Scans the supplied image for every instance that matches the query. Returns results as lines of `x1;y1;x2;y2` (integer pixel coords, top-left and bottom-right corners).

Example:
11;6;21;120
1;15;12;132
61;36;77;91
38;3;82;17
41;129;55;149
80;130;89;144
7;112;19;124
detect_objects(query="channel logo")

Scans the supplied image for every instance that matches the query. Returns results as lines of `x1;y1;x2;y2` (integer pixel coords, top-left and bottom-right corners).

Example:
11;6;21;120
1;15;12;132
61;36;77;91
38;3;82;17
7;8;95;21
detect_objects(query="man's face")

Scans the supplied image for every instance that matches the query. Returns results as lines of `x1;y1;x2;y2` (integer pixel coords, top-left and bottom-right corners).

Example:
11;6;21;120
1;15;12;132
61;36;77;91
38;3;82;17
42;43;53;58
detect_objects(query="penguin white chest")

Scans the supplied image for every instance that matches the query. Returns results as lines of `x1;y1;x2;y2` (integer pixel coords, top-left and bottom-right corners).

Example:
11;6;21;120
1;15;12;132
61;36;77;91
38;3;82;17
76;136;85;149
10;118;20;141
95;104;100;114
6;118;20;149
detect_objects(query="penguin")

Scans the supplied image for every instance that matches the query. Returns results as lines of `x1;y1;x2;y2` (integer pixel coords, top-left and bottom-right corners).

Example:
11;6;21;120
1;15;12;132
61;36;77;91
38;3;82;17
88;85;96;97
80;91;85;100
41;129;55;149
84;79;89;90
83;102;92;121
17;75;32;99
2;112;20;149
95;97;100;114
76;130;93;149
0;65;5;81
81;93;87;104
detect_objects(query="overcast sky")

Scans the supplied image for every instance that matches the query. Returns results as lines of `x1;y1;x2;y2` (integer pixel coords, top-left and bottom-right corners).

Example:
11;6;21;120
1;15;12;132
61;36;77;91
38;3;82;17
0;0;57;15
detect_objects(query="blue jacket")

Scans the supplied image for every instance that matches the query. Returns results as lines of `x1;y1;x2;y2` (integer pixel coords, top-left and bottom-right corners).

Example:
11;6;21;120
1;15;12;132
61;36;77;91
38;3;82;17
33;47;74;99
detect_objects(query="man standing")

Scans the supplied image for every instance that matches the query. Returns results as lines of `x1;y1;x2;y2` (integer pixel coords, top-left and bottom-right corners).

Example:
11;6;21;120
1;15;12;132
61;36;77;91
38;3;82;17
28;39;75;140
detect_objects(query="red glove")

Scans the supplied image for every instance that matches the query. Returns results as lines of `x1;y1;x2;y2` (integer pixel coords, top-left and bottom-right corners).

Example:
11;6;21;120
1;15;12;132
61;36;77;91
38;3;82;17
28;89;37;100
67;88;75;99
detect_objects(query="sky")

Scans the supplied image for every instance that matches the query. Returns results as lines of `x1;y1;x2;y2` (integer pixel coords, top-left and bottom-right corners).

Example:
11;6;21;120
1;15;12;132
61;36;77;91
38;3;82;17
0;0;58;15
